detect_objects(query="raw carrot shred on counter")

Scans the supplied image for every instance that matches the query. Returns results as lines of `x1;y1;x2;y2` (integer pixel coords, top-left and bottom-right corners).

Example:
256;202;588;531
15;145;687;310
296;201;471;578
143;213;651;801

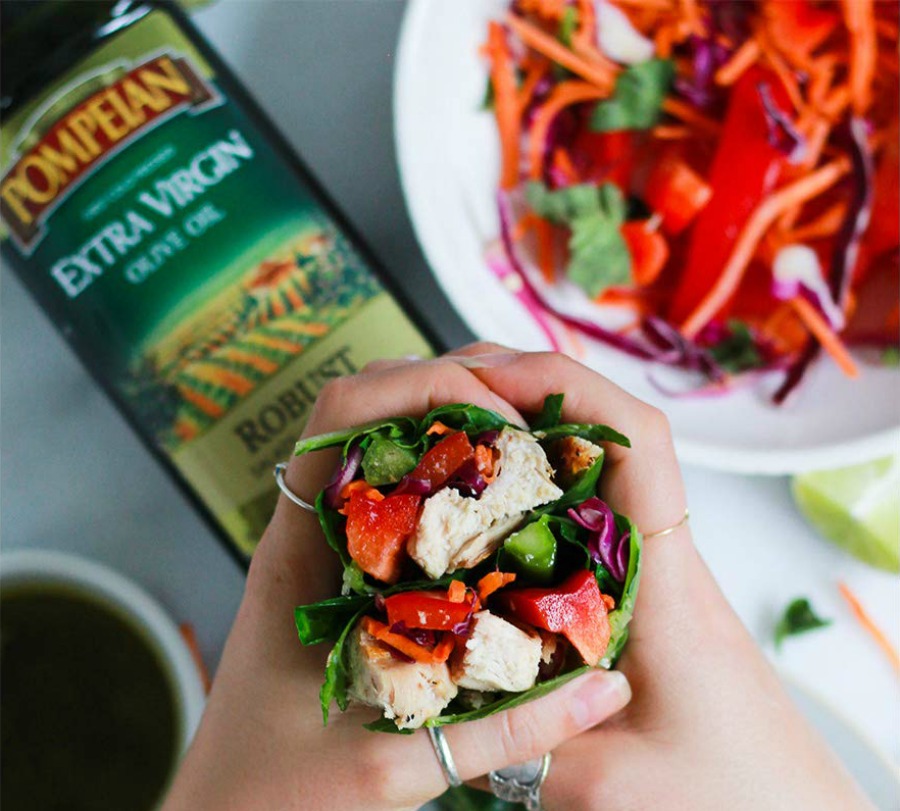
838;582;900;674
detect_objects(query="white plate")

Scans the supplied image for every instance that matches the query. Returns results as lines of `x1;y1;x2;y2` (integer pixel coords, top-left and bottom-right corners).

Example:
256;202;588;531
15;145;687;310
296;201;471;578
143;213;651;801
394;0;900;475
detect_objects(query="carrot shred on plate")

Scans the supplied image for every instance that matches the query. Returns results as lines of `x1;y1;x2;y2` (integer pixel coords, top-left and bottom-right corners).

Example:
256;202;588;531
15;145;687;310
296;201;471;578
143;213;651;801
486;21;521;190
529;81;609;179
660;97;722;137
838;582;900;674
506;12;616;91
789;297;859;379
841;0;877;115
714;39;760;86
681;158;851;338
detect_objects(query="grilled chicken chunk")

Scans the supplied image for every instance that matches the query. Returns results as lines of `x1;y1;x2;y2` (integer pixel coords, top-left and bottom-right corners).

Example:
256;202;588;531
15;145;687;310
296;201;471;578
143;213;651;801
451;611;542;693
548;436;603;489
409;428;563;578
347;627;457;730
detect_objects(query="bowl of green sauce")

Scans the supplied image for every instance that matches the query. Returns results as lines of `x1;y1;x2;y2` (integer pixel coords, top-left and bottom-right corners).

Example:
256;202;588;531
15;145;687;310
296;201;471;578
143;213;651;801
0;550;206;811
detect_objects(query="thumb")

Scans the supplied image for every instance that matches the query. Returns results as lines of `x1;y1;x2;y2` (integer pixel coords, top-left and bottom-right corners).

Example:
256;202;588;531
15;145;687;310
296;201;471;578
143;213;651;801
416;669;631;794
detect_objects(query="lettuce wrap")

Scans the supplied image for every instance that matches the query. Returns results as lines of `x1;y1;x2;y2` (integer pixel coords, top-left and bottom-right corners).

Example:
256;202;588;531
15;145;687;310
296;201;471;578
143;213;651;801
293;395;641;733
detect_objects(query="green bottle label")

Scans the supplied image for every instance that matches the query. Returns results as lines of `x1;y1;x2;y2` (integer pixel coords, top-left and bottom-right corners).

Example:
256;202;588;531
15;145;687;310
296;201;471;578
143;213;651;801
1;10;433;557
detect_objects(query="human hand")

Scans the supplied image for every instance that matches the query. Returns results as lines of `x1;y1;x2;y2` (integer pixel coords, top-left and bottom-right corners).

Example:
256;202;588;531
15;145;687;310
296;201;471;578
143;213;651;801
162;347;872;811
162;350;633;811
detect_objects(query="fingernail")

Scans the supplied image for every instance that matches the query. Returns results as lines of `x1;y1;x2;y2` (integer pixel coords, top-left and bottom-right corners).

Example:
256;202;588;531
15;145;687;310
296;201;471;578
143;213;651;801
454;352;521;369
568;671;631;730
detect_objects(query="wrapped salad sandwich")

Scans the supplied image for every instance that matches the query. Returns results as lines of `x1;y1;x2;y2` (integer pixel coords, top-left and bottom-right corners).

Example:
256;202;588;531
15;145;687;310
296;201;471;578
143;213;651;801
293;395;641;732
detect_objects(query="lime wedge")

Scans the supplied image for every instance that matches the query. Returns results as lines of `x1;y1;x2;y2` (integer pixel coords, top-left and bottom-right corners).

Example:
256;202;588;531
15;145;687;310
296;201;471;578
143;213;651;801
792;456;900;573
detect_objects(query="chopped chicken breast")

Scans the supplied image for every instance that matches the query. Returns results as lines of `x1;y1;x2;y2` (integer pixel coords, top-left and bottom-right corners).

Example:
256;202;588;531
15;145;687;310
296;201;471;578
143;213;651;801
452;611;542;693
549;436;603;489
347;626;457;730
409;428;563;578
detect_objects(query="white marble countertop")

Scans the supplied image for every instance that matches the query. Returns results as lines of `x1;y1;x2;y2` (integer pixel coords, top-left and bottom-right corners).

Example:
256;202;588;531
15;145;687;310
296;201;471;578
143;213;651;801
2;0;897;774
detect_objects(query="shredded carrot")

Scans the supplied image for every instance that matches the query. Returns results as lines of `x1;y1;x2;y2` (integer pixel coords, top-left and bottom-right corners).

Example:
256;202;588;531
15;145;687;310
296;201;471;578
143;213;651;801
838;582;900;674
715;39;760;86
783;201;848;243
535;217;556;283
426;421;453;436
529;81;608;178
513;212;541;241
362;617;439;664
447;580;467;603
518;0;567;20
179;623;212;694
680;0;704;37
571;0;597;57
339;480;384;502
652;124;692;139
429;636;456;664
518;56;550;111
789;297;859;378
681;159;850;338
798;117;832;171
661;97;722;137
655;23;675;58
486;22;522;190
506;13;616;91
477;571;517;602
552;147;579;183
841;0;877;115
600;594;616;611
760;37;805;113
474;443;498;483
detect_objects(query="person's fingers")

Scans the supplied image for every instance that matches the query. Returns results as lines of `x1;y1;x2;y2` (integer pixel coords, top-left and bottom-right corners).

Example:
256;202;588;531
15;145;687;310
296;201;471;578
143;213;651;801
389;669;631;806
444;341;518;358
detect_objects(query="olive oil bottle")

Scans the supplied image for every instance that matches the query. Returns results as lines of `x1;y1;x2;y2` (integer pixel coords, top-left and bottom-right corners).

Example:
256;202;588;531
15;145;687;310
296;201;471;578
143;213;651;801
1;0;437;564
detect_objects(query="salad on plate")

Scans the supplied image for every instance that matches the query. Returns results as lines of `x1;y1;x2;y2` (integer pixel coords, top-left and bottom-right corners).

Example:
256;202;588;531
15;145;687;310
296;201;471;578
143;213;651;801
482;0;898;402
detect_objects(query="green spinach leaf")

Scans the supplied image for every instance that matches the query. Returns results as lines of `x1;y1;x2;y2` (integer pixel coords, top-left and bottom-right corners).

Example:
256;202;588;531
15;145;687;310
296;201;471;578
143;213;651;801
319;602;371;725
295;595;372;646
420;403;511;435
604;518;642;664
708;321;764;373
529;393;565;431
536;422;630;447
590;58;674;131
294;416;419;457
775;598;832;649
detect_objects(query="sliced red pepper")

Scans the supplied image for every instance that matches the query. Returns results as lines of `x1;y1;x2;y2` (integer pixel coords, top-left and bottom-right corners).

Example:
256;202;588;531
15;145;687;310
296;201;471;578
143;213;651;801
345;491;421;584
644;156;712;235
497;570;611;666
411;431;475;491
669;68;790;324
621;221;670;286
572;129;637;191
384;590;473;631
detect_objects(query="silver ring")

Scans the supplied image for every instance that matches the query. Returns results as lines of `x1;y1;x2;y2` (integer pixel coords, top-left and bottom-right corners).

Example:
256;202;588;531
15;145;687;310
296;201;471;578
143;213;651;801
273;463;317;513
427;727;462;788
644;508;690;539
489;753;551;811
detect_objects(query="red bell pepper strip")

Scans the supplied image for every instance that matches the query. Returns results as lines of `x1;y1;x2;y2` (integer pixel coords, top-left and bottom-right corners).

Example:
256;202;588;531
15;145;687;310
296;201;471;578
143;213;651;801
572;129;636;191
669;68;790;324
384;590;474;631
497;569;611;666
411;431;475;490
644;156;712;235
621;221;669;286
345;491;421;584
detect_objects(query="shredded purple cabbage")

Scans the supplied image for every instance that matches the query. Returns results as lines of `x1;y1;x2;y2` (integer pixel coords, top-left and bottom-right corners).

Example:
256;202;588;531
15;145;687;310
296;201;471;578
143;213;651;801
674;34;730;108
830;117;874;309
537;635;569;681
568;496;629;582
447;458;489;498
642;316;725;381
773;340;820;405
451;597;478;637
323;442;363;508
758;83;807;163
475;429;500;447
389;621;437;649
392;475;432;497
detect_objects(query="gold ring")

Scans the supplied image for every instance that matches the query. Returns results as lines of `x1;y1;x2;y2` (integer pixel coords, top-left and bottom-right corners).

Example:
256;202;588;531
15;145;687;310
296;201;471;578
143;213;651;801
644;508;690;539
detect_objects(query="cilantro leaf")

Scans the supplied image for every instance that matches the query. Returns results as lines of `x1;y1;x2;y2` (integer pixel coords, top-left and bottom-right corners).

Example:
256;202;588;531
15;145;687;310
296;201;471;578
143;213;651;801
526;181;632;297
529;393;565;431
568;211;632;296
708;321;764;373
774;597;832;649
591;59;675;132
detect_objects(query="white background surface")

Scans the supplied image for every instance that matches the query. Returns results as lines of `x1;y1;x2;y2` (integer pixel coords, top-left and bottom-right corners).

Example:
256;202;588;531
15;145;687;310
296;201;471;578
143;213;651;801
1;0;897;785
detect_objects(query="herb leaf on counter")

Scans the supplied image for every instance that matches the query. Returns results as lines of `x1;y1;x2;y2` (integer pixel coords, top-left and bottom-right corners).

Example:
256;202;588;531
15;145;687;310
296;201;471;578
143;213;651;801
775;597;832;649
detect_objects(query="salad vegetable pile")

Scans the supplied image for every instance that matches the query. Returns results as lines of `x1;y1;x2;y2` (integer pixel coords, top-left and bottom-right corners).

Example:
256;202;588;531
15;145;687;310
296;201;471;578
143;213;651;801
293;395;641;732
483;0;899;401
